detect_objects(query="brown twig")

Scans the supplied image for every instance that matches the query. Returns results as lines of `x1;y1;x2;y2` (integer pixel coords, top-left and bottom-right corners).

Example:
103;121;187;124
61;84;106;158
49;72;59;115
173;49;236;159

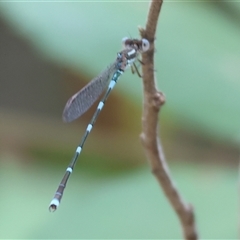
139;1;198;239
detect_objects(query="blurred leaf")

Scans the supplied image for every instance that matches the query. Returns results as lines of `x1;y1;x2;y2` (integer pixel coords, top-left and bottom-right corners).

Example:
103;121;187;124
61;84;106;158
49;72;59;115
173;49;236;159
0;2;239;145
0;158;237;239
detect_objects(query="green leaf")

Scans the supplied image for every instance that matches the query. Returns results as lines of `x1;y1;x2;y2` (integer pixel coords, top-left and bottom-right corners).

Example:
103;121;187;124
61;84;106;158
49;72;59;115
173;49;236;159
0;2;239;144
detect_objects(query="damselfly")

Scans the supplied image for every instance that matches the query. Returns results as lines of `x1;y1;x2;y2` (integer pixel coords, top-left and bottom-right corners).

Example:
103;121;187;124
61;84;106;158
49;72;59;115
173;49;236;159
49;37;150;212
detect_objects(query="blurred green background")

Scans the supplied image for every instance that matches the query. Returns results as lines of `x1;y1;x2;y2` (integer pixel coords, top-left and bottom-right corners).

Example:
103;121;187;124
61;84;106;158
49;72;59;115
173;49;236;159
0;1;239;239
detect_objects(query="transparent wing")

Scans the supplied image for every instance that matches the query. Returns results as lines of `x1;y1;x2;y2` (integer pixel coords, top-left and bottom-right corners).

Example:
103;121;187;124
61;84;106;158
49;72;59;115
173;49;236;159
62;62;117;122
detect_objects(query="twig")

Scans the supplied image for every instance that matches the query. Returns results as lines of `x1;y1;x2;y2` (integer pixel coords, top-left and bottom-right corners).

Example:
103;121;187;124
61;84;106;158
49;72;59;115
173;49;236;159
238;156;240;238
139;1;198;239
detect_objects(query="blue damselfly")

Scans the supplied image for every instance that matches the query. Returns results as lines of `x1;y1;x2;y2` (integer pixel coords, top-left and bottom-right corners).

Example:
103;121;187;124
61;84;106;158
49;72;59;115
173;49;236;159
49;37;150;211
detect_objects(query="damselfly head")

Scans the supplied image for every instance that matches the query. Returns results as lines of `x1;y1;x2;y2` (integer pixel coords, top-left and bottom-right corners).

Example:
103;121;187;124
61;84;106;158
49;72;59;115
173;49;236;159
141;39;150;52
122;37;150;53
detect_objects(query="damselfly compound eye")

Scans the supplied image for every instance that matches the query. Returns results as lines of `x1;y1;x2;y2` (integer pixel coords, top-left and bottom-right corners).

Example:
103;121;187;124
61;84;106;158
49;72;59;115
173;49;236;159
122;37;129;47
141;39;150;52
